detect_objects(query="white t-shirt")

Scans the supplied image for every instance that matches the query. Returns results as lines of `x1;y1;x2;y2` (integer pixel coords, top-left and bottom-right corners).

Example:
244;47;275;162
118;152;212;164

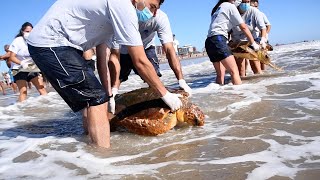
27;0;143;51
9;36;34;70
114;9;173;54
207;2;244;39
231;7;266;41
261;11;271;26
173;38;179;53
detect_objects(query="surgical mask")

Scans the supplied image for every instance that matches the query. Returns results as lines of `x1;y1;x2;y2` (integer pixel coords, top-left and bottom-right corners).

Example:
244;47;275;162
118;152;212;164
239;3;250;12
136;1;153;22
92;55;97;61
23;32;30;40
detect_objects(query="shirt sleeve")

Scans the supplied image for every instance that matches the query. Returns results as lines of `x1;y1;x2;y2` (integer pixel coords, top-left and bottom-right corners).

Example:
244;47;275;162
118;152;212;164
229;4;244;27
156;13;174;44
107;1;143;47
254;9;266;30
9;37;21;54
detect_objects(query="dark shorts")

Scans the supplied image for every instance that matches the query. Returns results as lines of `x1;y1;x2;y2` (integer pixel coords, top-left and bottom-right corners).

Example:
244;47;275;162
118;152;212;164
28;45;109;112
13;72;40;83
205;35;233;63
119;46;162;82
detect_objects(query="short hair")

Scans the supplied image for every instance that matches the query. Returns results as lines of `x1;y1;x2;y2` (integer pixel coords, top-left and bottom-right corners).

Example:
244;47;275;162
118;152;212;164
251;0;259;3
4;45;9;49
160;0;164;5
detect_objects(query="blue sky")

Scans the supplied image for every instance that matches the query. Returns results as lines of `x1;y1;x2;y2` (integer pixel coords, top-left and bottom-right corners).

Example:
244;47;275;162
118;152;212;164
1;0;319;72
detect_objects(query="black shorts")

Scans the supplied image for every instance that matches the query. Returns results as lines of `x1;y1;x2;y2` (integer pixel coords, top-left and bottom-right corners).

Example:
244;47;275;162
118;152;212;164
13;72;40;83
205;35;233;63
119;46;162;82
28;45;109;112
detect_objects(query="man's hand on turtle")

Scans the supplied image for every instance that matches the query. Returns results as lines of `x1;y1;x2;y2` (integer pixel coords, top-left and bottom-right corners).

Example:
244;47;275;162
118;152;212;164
179;79;192;97
161;91;182;111
108;87;118;114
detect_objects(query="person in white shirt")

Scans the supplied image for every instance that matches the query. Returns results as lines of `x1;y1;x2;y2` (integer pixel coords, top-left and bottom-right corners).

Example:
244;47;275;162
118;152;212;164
27;0;182;148
0;45;18;93
8;22;48;102
230;0;267;76
250;0;271;71
205;0;259;85
108;8;192;114
173;34;179;55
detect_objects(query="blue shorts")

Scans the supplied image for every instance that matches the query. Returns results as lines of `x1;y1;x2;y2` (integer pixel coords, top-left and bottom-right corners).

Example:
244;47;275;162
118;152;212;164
119;46;162;82
28;45;109;112
13;72;40;83
205;35;233;63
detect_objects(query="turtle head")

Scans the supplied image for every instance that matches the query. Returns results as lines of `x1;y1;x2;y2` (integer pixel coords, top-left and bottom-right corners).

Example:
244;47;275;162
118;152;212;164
176;104;205;126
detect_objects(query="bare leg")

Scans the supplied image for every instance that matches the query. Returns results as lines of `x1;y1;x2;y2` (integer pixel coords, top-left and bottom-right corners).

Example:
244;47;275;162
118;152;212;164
261;62;266;71
0;83;6;95
213;62;225;85
82;108;89;135
86;102;110;148
30;76;48;96
221;55;242;85
16;80;28;102
235;58;246;77
250;60;263;74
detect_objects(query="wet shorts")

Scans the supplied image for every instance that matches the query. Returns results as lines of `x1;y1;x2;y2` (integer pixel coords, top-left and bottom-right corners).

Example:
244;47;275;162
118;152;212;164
13;72;39;83
119;46;162;82
205;35;233;63
28;45;109;112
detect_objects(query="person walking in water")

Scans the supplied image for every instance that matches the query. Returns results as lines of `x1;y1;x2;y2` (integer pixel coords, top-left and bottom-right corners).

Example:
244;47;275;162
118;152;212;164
205;0;260;85
27;0;182;148
8;22;47;101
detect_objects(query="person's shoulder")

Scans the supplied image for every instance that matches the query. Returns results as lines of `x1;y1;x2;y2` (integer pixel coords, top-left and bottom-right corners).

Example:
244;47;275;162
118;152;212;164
250;6;261;14
155;9;169;21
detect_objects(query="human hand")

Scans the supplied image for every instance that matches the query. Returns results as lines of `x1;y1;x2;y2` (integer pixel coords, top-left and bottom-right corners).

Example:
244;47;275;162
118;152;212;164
178;79;192;97
161;91;183;111
251;41;260;51
108;87;118;114
260;37;267;49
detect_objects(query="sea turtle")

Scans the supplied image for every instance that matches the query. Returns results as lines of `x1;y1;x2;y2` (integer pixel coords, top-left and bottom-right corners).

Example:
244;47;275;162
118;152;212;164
229;41;282;71
109;87;205;136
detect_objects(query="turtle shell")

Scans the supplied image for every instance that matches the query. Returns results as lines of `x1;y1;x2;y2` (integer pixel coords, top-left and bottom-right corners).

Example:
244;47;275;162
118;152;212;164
110;88;205;136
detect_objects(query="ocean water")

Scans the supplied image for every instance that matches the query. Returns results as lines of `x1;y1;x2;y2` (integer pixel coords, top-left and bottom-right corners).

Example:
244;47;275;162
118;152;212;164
0;41;319;179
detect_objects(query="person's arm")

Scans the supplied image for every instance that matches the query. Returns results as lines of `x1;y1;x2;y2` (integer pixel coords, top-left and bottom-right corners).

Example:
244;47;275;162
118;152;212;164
107;48;121;114
9;52;22;65
127;45;182;111
108;48;121;89
239;23;260;50
0;52;10;60
162;42;183;80
96;43;112;97
266;25;271;34
127;45;167;95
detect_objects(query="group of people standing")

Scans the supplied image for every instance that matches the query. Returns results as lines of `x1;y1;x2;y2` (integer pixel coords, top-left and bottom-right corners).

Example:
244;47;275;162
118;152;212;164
205;0;271;85
0;0;271;148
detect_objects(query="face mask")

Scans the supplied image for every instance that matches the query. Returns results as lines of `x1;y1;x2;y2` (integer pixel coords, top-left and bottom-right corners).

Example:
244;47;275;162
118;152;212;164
23;32;30;40
136;1;153;22
91;55;97;61
239;3;250;12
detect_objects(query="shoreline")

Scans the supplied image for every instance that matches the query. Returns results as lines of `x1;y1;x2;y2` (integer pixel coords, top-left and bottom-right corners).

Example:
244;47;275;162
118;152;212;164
158;53;208;64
